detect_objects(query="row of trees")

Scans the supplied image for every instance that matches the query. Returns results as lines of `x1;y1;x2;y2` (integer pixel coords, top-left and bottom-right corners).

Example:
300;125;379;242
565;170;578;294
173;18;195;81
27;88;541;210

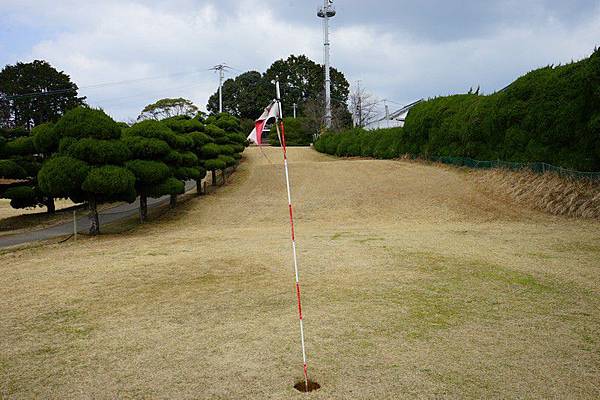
316;48;600;172
207;55;353;133
1;107;247;234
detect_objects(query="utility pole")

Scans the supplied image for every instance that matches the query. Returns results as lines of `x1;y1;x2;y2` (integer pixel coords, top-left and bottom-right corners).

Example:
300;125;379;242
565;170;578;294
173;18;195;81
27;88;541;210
318;0;336;130
210;64;231;114
357;80;362;128
384;100;390;128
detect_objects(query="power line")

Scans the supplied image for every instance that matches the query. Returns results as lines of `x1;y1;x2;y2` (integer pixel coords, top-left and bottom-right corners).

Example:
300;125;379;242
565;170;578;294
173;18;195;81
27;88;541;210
80;69;202;89
90;82;207;105
2;69;204;100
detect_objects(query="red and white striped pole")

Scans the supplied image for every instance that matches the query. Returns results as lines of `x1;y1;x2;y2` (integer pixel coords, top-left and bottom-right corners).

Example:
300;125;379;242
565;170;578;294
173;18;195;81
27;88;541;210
274;81;309;392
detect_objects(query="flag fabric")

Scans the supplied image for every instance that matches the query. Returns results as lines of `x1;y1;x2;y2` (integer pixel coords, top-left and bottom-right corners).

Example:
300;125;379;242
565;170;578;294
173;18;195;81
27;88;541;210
247;100;281;145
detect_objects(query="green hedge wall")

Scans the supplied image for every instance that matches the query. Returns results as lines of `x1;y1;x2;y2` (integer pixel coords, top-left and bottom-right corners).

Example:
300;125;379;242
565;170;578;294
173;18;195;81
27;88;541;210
316;48;600;171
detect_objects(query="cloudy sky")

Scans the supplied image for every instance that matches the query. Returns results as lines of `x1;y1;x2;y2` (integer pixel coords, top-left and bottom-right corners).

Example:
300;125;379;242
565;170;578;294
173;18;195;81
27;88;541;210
1;0;599;122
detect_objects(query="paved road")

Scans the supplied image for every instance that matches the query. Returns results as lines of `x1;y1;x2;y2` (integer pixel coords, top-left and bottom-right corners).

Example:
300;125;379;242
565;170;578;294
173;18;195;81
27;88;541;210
0;181;198;249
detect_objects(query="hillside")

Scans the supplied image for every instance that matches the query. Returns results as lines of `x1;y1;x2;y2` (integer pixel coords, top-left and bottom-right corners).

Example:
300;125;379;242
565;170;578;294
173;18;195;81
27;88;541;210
1;147;599;399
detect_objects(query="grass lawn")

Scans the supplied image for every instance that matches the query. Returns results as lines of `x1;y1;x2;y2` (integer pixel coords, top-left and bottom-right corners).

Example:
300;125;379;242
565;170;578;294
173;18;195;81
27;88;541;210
1;147;599;399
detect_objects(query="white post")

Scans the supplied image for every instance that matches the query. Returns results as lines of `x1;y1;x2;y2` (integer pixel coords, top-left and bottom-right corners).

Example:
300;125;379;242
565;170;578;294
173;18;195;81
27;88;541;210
293;103;297;119
73;210;77;241
275;81;309;392
218;67;224;114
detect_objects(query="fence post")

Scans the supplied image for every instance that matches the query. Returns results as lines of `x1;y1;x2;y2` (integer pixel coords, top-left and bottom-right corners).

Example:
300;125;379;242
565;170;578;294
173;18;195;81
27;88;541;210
73;210;77;241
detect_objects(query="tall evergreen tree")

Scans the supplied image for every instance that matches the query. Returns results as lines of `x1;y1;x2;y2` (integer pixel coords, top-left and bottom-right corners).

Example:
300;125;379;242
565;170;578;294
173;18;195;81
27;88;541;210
0;60;84;129
38;107;136;234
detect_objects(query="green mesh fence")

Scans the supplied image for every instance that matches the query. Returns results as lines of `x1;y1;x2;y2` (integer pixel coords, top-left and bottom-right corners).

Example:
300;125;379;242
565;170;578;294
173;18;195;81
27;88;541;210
428;156;600;181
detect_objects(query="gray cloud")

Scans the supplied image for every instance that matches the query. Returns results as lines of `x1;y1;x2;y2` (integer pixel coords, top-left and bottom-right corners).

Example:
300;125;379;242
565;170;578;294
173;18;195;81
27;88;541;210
1;0;599;121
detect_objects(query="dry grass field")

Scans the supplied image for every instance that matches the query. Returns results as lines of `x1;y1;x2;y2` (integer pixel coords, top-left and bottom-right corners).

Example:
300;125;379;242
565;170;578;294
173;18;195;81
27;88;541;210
1;147;599;399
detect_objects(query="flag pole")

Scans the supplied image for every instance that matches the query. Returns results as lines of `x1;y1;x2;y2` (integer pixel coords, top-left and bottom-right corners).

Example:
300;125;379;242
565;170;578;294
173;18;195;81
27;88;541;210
274;81;310;392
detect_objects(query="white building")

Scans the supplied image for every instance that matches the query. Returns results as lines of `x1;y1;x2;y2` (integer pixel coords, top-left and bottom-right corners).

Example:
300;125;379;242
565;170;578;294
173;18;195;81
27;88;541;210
364;99;423;131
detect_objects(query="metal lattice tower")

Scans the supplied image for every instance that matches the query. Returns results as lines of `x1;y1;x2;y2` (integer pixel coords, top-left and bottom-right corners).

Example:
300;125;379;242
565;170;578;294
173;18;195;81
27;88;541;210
318;0;336;129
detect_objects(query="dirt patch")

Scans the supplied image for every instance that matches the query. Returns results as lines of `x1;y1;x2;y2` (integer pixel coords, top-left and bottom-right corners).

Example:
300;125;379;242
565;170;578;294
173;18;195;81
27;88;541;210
294;380;321;392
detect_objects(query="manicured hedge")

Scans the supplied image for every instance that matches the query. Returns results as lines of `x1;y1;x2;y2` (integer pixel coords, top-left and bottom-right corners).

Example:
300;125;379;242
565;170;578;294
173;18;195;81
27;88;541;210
316;48;600;171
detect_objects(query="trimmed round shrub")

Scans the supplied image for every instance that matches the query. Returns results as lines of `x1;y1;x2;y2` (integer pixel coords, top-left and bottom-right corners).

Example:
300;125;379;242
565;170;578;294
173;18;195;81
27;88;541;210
205;124;226;138
174;166;201;180
32;123;58;154
217;145;234;156
82;166;136;197
226;132;247;145
122;136;171;159
148;177;185;197
66;138;131;165
3;185;39;208
0;159;27;179
204;158;226;170
189;132;213;148
215;115;241;132
164;150;183;165
38;156;90;198
125;160;171;186
54;107;121;140
162;116;204;133
125;120;179;147
5;136;35;156
217;154;236;167
180;151;199;167
200;143;221;158
58;137;77;153
175;134;194;150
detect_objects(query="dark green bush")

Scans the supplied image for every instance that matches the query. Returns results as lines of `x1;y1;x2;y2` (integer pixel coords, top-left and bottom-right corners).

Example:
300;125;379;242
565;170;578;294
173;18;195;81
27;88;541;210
82;166;136;198
124;120;179;147
32;123;58;154
125;160;171;185
180;151;199;167
0;159;27;179
316;48;600;171
200;143;221;158
189;132;213;148
38;156;90;198
66;138;131;165
205;124;226;138
53;107;121;140
3;185;39;208
268;117;313;146
148;177;185;197
5;136;35;156
122;136;170;159
218;154;236;167
204;158;226;171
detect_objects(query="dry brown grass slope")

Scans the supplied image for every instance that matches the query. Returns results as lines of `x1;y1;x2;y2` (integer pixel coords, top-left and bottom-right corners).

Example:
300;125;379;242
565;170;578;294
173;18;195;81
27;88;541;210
1;147;599;399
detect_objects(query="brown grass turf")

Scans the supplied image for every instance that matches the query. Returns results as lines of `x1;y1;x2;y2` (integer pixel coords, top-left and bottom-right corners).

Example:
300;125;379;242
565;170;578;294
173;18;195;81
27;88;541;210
471;168;600;219
0;147;599;399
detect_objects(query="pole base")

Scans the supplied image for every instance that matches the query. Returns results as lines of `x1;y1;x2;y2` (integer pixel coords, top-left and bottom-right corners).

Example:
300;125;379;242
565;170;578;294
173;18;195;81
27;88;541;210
294;380;321;393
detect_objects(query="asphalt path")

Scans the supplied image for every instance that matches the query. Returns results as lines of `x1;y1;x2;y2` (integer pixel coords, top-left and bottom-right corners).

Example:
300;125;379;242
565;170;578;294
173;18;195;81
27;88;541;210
0;181;198;249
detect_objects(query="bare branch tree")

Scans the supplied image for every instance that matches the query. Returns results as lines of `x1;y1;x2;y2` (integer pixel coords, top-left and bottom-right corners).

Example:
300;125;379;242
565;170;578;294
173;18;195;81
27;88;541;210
350;83;380;128
303;94;352;136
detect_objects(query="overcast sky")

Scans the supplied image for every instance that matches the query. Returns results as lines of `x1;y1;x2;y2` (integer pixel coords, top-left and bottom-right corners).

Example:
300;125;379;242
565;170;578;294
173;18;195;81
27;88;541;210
1;0;599;122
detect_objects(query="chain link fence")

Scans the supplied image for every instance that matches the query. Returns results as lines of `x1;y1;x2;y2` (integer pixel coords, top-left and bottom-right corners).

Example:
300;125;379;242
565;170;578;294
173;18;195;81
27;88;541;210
428;156;600;181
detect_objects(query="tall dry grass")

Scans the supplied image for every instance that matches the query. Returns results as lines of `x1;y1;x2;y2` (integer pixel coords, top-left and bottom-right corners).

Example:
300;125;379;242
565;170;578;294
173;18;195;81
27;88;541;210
471;168;600;219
